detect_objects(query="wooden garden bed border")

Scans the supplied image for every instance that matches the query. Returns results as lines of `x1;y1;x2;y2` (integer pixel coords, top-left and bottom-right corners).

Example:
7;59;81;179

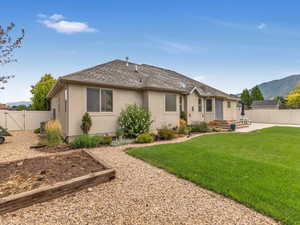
0;150;115;214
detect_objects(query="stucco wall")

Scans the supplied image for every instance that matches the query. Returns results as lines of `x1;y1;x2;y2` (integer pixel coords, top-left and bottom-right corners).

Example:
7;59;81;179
186;92;205;124
67;84;143;137
147;91;180;130
244;109;300;124
223;100;238;121
50;87;68;135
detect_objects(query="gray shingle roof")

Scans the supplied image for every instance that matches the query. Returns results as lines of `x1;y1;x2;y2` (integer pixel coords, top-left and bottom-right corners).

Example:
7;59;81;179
49;59;238;100
252;100;279;106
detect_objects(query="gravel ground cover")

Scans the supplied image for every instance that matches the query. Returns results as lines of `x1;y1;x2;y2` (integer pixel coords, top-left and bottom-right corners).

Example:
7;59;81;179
0;131;279;225
0;131;50;163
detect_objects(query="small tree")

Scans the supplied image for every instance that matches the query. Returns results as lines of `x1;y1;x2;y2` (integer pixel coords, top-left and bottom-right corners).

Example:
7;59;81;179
251;86;264;101
241;89;252;108
119;104;153;138
31;74;56;110
0;23;25;89
286;82;300;109
81;112;92;134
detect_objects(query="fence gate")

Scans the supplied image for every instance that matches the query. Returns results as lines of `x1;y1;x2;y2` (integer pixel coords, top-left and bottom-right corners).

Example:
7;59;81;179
0;110;51;131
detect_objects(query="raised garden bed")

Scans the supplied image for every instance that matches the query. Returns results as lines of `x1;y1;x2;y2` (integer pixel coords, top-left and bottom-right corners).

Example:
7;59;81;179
0;150;115;214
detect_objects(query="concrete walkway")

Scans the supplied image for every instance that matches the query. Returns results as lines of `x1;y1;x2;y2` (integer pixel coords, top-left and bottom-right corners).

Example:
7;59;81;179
236;122;300;132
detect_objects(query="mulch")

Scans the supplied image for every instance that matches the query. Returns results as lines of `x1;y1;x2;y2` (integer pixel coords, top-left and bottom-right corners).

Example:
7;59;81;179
0;151;105;198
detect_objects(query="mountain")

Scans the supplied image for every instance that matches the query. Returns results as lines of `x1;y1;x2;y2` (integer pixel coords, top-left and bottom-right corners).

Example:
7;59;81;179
5;101;31;107
258;74;300;99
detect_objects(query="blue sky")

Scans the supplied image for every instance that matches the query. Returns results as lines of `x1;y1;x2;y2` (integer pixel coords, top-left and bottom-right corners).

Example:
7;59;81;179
2;0;300;103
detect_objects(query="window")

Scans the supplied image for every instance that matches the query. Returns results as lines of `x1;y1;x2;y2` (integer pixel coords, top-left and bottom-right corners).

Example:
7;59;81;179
87;88;100;112
227;101;231;108
52;108;56;120
87;88;113;112
198;98;202;112
179;96;183;112
64;89;68;112
165;94;177;112
206;99;212;112
101;89;113;112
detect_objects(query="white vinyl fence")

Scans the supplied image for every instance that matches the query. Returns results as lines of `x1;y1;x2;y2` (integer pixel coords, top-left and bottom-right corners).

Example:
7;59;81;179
0;110;51;131
242;109;300;125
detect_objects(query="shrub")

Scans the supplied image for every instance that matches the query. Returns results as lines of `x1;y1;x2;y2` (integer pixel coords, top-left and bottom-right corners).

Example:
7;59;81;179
180;111;187;121
45;120;62;131
136;133;154;143
119;104;153;138
81;112;92;134
71;135;103;149
191;122;208;133
178;119;188;135
44;120;63;146
111;139;134;146
102;136;112;145
34;128;40;134
157;127;176;140
116;129;124;138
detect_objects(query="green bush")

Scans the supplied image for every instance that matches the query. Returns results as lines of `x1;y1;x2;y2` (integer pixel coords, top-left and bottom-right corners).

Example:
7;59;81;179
45;129;63;146
71;135;103;149
116;129;124;138
81;112;92;134
102;136;113;145
158;127;176;140
180;111;187;121
136;133;154;143
34;128;40;134
178;119;188;135
191;122;208;133
119;104;153;137
44;120;63;146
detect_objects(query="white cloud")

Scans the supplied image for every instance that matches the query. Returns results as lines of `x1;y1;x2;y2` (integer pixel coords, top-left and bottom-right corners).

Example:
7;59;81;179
258;23;267;30
193;75;206;82
38;14;97;34
49;14;65;21
146;36;193;54
159;40;193;53
37;13;47;19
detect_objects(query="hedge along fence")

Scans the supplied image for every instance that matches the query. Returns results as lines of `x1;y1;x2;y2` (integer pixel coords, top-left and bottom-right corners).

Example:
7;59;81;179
0;110;51;131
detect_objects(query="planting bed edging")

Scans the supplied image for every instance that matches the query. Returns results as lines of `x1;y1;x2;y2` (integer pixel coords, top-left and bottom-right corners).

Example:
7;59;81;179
0;150;115;214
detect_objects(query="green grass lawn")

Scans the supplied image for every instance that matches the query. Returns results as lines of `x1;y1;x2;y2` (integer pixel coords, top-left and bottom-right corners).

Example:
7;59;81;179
127;127;300;225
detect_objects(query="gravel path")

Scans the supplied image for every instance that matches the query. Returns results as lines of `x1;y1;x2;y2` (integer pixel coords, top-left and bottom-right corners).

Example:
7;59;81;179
0;131;51;163
0;132;279;225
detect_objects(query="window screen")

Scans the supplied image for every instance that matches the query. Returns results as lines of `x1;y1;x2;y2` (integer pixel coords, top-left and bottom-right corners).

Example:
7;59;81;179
227;101;231;108
165;94;177;112
198;98;202;112
206;99;212;112
101;89;113;112
87;88;100;112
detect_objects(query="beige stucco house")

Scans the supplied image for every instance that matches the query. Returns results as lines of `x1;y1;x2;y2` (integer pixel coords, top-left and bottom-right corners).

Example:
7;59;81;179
48;59;239;139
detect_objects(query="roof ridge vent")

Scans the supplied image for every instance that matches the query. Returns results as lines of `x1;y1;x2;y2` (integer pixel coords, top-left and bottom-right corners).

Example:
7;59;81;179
125;56;129;66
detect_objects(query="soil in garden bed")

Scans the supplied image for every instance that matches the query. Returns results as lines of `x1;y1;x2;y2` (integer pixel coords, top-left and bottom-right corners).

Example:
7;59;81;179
0;151;105;198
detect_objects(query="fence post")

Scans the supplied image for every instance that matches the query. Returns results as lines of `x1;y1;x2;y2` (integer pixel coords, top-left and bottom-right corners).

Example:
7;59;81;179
23;110;26;130
4;111;7;129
